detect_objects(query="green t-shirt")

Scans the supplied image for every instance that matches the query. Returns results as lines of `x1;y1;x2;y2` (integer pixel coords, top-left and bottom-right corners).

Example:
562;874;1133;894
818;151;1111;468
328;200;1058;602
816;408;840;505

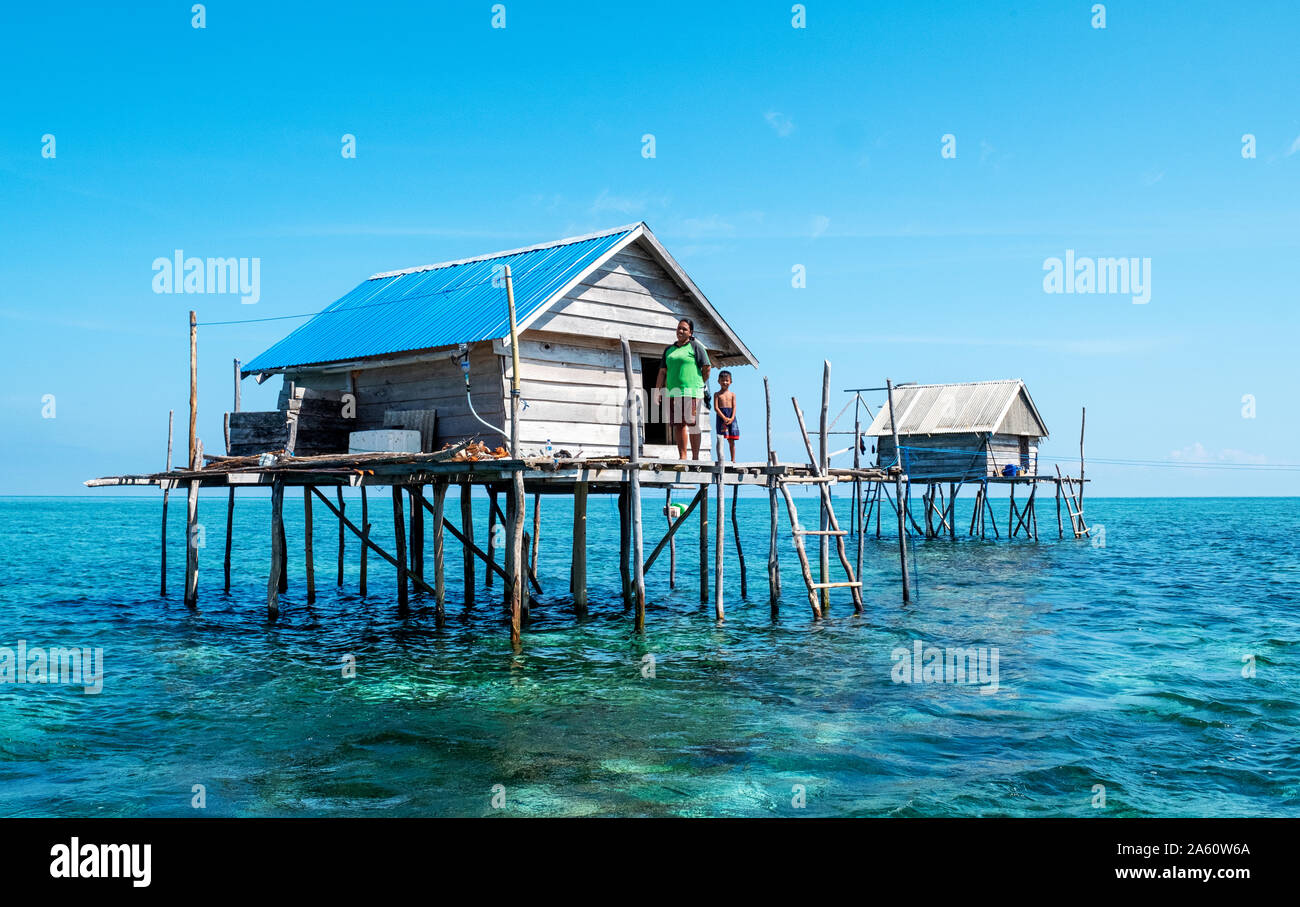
665;340;708;398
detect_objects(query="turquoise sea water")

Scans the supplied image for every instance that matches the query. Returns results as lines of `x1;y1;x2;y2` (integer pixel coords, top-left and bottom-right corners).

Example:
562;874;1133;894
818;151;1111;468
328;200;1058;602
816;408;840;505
0;493;1296;817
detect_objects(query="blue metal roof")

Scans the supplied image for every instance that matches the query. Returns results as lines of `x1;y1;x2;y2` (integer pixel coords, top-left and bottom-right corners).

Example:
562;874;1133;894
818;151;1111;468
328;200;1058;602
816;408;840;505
243;226;637;373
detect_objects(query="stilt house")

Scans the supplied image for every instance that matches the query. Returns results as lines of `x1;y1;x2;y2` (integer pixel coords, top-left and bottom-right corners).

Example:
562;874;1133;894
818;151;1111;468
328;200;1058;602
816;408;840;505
236;223;758;458
866;380;1049;479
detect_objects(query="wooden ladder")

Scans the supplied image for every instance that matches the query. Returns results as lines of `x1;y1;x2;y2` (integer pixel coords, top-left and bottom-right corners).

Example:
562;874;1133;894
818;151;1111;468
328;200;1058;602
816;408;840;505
1055;465;1089;537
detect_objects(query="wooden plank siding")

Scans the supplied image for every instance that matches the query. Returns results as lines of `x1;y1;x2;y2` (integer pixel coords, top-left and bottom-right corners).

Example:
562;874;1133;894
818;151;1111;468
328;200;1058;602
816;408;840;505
878;432;1040;479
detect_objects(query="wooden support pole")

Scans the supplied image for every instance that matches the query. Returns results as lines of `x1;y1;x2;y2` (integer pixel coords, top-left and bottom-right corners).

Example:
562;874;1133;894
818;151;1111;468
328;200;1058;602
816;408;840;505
184;477;199;609
948;483;957;539
267;478;284;615
486;487;498;589
764;377;781;614
409;485;424;585
336;489;345;586
886;379;911;603
699;479;709;604
392;485;409;612
360;486;369;595
530;493;541;579
233;357;241;413
620;338;647;631
188;310;197;472
161;409;173;596
460;481;474;607
572;481;588;615
303;487;316;604
730;484;747;600
618;484;631;611
223;484;234;594
666;488;676;588
818;361;830;613
277;503;288;594
505;264;524;647
714;437;725;621
1079;406;1086;519
853;393;864;589
311;488;437;596
1055;480;1064;539
432;481;447;622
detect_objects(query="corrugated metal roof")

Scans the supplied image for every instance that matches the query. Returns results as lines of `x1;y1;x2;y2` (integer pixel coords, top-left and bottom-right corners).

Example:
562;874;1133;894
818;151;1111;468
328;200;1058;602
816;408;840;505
865;380;1048;437
243;225;638;373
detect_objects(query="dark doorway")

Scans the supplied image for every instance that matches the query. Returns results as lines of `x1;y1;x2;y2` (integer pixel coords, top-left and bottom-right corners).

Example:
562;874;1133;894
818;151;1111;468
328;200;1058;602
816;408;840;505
640;356;669;446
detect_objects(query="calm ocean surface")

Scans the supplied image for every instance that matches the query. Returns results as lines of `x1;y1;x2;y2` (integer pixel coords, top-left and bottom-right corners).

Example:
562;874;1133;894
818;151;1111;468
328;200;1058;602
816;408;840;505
1;493;1297;817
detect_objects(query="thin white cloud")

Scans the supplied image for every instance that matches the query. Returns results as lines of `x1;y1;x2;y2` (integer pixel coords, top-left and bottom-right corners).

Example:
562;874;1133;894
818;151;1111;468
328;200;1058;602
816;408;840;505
764;111;795;137
810;214;830;239
589;189;669;216
1286;135;1300;156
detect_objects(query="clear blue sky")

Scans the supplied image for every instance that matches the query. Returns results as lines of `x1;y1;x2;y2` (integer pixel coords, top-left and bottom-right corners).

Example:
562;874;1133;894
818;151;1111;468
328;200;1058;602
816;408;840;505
2;1;1297;495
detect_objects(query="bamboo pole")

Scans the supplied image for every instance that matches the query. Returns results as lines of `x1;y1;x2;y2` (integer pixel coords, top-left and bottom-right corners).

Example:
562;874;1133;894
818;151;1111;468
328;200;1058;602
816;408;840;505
1079;406;1086;519
392;485;408;612
431;481;447;619
304;487;316;603
572;481;588;615
620;338;647;631
618;485;631;610
233;358;241;413
161;409;173;596
886;379;911;603
764;377;780;614
267;478;284;616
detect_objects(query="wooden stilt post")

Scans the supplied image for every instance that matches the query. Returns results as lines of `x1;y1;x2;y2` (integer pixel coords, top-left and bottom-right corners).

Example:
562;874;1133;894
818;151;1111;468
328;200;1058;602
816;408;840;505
504;264;525;647
699;477;709;604
853;393;864;587
764;377;781;615
392;485;408;612
161;409;173;596
304;487;316;604
730;484;747;600
188;311;197;474
618;485;631;610
223;482;234;594
360;486;369;596
666;488;676;589
620;337;647;631
1079;406;1086;518
714;436;725;621
267;478;284;616
818;361;830;613
460;481;474;607
336;489;345;586
530;493;541;580
486;487;498;589
184;475;199;609
572;481;588;616
1055;479;1064;539
432;480;447;623
948;483;957;538
886;379;911;602
1008;484;1017;538
409;485;424;587
277;506;288;594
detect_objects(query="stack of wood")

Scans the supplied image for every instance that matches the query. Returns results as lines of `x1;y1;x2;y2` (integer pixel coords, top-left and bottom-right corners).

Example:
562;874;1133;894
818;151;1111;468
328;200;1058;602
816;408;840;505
229;386;352;457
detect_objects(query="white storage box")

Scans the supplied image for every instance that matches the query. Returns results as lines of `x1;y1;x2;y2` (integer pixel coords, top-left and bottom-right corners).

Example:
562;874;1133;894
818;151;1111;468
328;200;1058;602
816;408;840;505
348;429;423;454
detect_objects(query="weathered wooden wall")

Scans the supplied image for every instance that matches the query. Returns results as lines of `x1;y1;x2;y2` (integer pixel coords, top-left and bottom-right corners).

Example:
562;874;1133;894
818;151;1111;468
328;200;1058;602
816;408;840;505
876;432;1040;478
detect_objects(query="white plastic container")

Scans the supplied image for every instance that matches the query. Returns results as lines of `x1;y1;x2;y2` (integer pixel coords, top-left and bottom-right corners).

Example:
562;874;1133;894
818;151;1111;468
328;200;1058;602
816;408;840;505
348;429;422;454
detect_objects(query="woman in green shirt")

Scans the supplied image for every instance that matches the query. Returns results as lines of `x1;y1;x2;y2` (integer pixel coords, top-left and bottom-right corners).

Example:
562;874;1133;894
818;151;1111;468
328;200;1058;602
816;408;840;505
655;318;711;459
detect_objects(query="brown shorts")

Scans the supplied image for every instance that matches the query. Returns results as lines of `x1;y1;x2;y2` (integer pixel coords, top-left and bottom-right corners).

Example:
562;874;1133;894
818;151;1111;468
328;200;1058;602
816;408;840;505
667;395;700;429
